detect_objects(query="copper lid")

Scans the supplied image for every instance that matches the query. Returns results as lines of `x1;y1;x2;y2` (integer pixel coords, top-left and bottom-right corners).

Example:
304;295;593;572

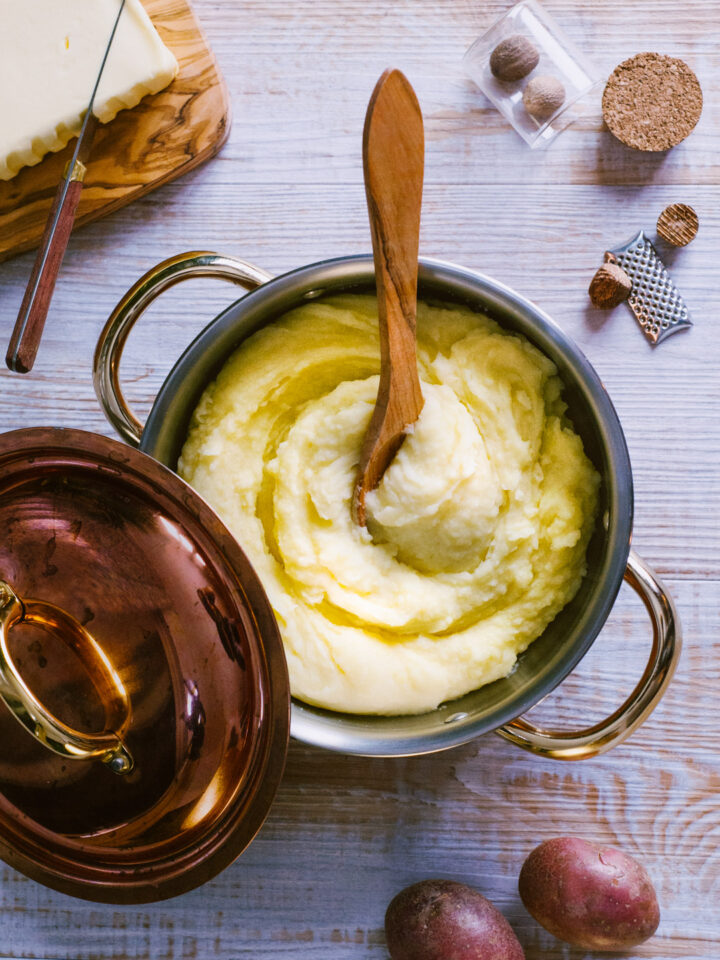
0;428;289;903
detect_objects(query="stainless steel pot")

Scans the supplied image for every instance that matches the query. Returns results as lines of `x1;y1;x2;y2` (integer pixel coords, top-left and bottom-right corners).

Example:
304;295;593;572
94;252;680;761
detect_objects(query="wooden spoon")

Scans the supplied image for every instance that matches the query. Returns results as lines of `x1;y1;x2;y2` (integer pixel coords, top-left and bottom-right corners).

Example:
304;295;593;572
353;68;425;526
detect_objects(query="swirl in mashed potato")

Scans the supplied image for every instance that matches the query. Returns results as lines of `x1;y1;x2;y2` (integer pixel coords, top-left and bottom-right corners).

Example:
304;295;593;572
179;295;600;715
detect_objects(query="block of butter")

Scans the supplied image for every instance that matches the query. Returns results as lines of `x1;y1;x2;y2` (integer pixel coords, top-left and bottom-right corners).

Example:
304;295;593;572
0;0;178;181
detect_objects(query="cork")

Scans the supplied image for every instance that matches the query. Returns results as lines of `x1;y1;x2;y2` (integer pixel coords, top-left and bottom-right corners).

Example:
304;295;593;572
602;53;702;151
657;203;699;246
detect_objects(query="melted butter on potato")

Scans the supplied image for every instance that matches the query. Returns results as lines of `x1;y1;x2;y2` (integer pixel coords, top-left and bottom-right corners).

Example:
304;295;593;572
179;295;600;715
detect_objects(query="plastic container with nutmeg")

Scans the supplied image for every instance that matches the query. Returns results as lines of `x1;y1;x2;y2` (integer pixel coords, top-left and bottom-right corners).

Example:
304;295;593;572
463;0;601;148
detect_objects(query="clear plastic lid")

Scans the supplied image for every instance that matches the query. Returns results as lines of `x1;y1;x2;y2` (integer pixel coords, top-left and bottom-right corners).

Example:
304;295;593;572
463;0;601;148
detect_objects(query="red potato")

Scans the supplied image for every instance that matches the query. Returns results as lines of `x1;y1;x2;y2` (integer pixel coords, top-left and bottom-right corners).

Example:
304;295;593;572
385;879;525;960
518;837;660;950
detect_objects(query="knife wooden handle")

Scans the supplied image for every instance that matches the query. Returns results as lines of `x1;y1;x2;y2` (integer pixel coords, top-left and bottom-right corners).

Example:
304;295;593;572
6;177;84;374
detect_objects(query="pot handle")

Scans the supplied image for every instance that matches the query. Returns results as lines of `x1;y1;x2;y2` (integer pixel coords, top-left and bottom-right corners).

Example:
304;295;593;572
93;252;274;447
0;580;134;775
496;550;680;760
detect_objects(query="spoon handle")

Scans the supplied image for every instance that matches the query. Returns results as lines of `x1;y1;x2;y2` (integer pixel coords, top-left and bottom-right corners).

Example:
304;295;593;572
354;69;425;524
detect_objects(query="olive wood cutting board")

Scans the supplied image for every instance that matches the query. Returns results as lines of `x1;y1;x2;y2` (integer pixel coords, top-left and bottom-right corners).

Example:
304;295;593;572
0;0;230;263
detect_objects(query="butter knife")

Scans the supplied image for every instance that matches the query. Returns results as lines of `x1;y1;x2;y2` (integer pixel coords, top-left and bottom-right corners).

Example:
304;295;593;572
6;0;127;374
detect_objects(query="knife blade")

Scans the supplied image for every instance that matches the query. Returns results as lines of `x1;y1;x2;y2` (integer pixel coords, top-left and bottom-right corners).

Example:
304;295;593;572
6;0;128;374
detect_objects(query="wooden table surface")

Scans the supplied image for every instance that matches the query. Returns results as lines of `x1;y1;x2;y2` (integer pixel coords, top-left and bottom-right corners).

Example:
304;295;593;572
0;1;718;957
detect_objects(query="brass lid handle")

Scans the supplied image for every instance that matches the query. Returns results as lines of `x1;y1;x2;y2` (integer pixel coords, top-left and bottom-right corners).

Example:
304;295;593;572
0;581;133;775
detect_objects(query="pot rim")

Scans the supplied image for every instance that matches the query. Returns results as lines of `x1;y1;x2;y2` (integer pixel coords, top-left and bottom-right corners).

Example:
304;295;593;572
138;253;634;756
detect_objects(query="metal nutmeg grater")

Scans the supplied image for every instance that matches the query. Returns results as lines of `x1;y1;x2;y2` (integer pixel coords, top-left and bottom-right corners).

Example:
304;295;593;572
607;230;693;345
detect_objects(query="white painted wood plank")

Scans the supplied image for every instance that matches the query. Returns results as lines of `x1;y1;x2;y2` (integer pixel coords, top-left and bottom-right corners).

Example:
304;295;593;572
189;0;720;187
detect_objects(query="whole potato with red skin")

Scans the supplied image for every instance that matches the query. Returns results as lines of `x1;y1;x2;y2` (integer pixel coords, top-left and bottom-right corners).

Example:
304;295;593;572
385;879;525;960
519;837;660;950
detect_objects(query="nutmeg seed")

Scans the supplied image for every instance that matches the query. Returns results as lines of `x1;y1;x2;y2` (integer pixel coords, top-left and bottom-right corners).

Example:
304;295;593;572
489;34;540;82
657;203;699;246
522;75;566;121
589;261;633;309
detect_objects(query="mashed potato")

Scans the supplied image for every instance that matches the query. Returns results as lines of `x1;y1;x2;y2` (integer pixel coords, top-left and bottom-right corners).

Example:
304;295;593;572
179;295;600;715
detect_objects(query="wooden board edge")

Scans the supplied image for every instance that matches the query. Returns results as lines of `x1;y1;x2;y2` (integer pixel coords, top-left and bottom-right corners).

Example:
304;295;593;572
0;98;231;264
0;1;232;264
